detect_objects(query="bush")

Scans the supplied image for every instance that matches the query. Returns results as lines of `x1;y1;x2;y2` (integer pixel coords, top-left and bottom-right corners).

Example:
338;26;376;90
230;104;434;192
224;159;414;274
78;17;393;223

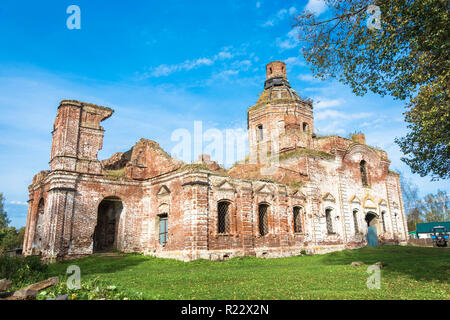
0;255;48;288
37;276;143;300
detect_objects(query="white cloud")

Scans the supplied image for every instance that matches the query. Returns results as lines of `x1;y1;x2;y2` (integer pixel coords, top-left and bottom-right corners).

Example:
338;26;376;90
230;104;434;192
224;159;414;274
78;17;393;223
298;73;319;82
150;58;214;77
314;98;345;109
315;110;372;121
149;47;242;77
284;56;305;69
276;28;300;50
8;201;28;206
262;7;296;27
305;0;327;16
231;60;252;71
276;9;288;19
214;47;235;60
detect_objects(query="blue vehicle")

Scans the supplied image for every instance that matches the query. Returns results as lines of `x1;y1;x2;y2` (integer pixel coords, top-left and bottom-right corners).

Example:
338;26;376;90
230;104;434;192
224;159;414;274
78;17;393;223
431;226;449;247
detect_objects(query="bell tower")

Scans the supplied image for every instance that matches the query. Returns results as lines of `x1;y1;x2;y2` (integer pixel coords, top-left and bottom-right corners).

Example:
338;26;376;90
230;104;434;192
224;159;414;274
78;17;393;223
50;100;114;174
248;61;314;162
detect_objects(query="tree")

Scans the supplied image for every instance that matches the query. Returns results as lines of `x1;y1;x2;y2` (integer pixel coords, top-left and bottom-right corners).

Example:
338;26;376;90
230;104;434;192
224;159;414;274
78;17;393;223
400;174;423;230
0;193;25;252
419;190;449;222
0;227;25;253
295;0;449;179
0;193;10;229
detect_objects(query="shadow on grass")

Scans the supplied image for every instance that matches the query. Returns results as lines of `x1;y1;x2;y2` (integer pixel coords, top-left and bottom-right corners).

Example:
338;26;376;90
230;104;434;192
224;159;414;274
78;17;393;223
320;246;450;282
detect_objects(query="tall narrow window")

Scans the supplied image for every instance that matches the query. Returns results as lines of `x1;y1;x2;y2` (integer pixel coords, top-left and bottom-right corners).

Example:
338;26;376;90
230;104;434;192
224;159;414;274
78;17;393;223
325;208;334;234
217;201;231;234
393;212;398;233
37;198;45;215
293;207;302;233
360;160;368;186
353;210;359;234
302;122;308;132
381;211;386;232
258;204;269;236
159;214;168;245
257;124;264;141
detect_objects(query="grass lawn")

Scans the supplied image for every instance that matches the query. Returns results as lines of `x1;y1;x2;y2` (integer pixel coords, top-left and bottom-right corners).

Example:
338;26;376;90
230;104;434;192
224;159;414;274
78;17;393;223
45;246;449;300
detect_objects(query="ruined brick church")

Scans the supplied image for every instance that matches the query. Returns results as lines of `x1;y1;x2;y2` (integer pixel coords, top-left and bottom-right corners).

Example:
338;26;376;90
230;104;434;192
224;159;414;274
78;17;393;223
23;61;408;261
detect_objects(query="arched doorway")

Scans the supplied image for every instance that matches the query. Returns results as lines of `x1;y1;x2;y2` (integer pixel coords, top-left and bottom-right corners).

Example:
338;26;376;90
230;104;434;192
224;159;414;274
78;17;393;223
93;197;123;253
34;198;45;254
365;211;379;247
365;212;379;227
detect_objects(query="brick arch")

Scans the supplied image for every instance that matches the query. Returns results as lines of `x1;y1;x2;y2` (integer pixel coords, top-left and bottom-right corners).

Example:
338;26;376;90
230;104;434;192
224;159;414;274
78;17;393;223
93;196;124;253
292;205;305;234
342;144;383;184
342;144;380;164
217;200;233;234
257;202;271;236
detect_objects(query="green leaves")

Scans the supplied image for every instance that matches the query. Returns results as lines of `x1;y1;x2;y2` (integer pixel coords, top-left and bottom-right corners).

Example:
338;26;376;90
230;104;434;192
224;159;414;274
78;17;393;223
295;0;449;179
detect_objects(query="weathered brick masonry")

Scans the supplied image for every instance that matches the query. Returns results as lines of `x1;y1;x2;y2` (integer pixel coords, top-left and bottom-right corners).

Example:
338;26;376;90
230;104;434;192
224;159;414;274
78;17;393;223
23;61;408;261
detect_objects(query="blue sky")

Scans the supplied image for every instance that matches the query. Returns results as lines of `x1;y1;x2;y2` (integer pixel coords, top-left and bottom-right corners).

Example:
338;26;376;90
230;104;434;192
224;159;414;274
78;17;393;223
0;0;448;228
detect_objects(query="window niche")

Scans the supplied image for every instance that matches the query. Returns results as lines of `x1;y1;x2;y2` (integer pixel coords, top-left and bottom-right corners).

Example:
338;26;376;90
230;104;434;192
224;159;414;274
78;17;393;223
360;160;369;186
258;204;269;236
353;210;360;234
217;201;231;234
257;124;264;141
325;208;334;235
293;206;303;233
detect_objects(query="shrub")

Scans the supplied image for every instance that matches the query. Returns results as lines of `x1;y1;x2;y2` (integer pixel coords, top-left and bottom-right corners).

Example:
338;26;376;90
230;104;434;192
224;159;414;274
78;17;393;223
0;255;48;287
37;276;143;300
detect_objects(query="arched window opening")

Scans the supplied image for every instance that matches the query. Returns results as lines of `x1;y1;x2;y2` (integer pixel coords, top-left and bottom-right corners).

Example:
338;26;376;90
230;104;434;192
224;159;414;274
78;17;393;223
325;208;334;234
302;122;308;132
360;160;369;186
257;124;264;141
293;207;303;233
158;214;168;245
353;210;359;234
217;201;231;234
258;204;269;236
37;198;45;215
381;211;386;232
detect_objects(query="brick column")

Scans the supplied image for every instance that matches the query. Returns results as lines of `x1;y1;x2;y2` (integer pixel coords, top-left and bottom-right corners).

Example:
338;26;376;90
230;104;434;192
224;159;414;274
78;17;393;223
182;174;210;260
238;185;255;255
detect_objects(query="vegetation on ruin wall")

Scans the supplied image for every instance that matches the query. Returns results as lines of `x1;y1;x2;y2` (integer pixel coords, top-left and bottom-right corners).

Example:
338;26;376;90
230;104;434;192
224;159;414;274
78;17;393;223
104;168;127;180
279;148;334;161
178;163;228;176
178;163;212;173
14;246;448;300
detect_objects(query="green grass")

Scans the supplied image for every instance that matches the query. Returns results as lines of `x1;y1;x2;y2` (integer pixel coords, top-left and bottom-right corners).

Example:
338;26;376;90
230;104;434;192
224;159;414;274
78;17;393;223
44;246;449;300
